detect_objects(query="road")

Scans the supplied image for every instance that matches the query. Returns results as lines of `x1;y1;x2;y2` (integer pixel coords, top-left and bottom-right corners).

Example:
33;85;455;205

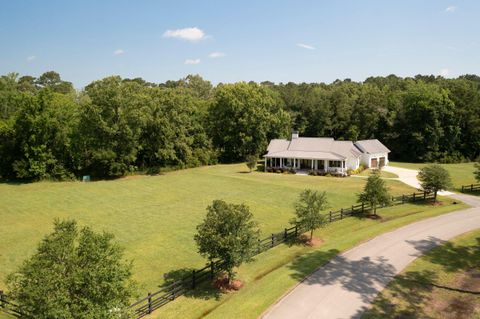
262;193;480;319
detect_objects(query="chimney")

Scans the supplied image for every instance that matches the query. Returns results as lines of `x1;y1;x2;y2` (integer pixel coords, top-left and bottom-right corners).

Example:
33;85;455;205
291;131;299;140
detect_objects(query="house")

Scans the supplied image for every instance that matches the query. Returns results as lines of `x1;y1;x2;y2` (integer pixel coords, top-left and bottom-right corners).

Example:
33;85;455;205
263;132;390;175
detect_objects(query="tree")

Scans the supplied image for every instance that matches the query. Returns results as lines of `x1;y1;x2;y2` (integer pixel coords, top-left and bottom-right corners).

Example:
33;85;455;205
418;164;453;201
7;219;135;319
358;171;391;216
290;189;329;240
245;154;258;172
475;161;480;183
194;200;259;283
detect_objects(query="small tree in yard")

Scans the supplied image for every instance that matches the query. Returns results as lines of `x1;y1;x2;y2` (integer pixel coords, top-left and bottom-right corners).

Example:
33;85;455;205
246;154;258;172
474;161;480;182
194;200;259;284
418;164;453;202
358;171;391;216
290;189;329;241
7;219;135;319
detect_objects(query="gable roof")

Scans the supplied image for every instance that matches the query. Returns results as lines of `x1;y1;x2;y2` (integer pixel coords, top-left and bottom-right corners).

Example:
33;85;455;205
264;137;362;160
354;139;390;154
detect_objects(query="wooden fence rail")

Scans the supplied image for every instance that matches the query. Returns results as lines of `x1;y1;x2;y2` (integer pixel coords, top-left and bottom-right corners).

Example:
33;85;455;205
1;191;433;319
0;291;23;318
461;183;480;193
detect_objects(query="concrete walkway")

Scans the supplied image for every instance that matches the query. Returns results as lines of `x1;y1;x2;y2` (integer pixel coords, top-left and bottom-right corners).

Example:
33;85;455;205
262;194;480;319
382;165;454;195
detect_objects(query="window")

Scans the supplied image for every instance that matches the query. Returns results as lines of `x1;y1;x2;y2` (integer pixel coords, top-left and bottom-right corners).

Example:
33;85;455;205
329;160;342;167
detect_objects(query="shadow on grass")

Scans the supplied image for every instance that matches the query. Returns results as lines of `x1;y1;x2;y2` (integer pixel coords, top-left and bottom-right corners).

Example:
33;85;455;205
161;267;222;301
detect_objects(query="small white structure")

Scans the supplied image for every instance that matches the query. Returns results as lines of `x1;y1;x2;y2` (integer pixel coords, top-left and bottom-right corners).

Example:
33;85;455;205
263;132;390;175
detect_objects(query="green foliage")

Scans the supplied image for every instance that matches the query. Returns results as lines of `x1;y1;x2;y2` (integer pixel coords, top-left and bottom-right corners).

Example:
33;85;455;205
209;82;291;162
290;189;329;239
7;219;135;319
475;162;480;182
245;154;258;172
358;171;391;215
418;164;453;200
194;200;260;281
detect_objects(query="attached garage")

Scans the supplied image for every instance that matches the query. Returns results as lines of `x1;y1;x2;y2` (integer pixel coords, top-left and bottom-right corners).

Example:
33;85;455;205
370;158;378;168
354;139;391;169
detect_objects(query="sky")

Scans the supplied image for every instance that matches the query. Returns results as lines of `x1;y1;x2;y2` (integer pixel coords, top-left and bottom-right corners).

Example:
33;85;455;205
1;0;479;88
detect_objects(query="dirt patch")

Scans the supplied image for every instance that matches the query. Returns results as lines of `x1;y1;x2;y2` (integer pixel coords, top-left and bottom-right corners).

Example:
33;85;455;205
429;201;444;207
298;234;324;247
213;277;244;292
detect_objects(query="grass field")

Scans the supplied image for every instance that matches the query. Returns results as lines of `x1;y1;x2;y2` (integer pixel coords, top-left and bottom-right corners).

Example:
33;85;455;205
364;230;480;319
0;163;468;319
357;168;398;178
390;162;478;191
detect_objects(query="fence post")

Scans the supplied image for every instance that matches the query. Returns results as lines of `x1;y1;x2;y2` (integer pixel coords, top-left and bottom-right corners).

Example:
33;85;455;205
413;192;416;202
423;191;426;200
210;261;214;279
295;226;298;237
192;270;197;289
329;211;332;222
361;203;364;213
462;185;464;192
271;233;274;247
472;184;474;192
257;238;261;254
148;292;152;313
284;228;288;240
340;208;343;219
351;205;354;214
402;194;405;204
0;290;4;308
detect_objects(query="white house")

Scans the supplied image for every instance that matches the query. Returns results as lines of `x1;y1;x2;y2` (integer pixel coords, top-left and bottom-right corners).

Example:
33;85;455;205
263;132;390;175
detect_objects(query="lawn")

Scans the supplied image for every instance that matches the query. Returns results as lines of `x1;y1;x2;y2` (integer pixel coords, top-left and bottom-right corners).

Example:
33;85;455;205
363;230;480;319
390;162;477;191
0;164;468;319
357;168;398;178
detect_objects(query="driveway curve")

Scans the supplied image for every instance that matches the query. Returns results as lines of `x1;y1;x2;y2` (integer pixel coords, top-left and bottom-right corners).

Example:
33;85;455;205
262;194;480;319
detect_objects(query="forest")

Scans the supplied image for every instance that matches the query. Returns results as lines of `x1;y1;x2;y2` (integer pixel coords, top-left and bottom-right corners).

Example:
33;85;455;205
0;71;479;180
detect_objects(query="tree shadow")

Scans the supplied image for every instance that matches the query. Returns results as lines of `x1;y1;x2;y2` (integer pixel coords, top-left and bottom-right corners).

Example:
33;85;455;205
161;267;222;301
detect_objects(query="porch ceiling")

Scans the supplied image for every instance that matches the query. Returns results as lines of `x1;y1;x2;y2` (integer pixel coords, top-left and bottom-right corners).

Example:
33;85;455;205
263;150;344;160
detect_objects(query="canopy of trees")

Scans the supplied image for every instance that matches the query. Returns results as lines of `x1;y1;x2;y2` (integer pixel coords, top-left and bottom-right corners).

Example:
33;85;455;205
1;71;479;180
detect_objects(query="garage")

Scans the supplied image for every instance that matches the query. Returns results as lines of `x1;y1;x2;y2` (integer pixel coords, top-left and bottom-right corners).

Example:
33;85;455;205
379;157;386;167
370;158;378;168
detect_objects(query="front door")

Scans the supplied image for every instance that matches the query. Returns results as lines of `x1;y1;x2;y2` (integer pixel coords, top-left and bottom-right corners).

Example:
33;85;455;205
370;158;378;168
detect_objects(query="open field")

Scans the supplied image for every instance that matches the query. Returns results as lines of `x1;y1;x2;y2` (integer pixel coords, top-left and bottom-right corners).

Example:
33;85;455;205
390;162;477;191
364;229;480;319
357;168;398;178
0;164;468;319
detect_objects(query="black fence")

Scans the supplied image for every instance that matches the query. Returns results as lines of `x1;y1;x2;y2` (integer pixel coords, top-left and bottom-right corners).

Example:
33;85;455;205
0;291;23;318
1;191;433;319
461;183;480;193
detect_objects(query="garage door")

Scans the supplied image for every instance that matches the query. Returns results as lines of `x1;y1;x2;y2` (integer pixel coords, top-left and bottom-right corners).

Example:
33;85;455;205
379;157;386;167
370;158;378;168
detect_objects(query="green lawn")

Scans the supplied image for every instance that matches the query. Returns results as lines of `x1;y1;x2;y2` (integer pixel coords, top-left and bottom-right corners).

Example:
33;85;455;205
364;230;480;319
0;164;468;319
390;162;478;191
357;168;398;178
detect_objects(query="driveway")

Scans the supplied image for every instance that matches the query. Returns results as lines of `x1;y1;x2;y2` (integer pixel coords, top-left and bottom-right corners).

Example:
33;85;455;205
382;165;454;195
262;194;480;319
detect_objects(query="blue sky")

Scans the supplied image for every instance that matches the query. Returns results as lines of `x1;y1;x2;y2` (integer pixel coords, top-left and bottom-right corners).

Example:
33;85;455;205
1;0;479;88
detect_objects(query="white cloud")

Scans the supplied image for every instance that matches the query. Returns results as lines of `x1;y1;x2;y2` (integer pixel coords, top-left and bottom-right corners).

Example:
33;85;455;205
297;43;316;50
163;27;206;42
439;68;450;77
184;58;201;65
26;55;36;61
114;49;124;55
208;52;225;58
445;6;456;12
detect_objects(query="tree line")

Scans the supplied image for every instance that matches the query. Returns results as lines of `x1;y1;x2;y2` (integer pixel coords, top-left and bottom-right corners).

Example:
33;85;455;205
1;71;479;180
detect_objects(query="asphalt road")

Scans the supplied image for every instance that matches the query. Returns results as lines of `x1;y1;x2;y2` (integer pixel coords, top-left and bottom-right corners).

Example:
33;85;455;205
262;193;480;319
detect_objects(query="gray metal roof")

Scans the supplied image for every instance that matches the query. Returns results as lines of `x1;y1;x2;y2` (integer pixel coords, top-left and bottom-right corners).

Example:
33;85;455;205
354;139;390;154
264;137;363;160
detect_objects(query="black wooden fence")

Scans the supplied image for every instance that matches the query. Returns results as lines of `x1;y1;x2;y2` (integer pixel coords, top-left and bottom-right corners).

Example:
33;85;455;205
0;191;433;319
0;291;23;318
461;183;480;193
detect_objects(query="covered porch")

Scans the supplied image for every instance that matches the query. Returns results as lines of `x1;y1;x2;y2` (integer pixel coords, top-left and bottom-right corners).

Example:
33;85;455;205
264;157;347;175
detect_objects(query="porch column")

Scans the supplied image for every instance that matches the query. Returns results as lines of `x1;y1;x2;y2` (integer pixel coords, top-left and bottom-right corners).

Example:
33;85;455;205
325;160;329;172
293;158;296;169
311;159;314;170
315;160;318;170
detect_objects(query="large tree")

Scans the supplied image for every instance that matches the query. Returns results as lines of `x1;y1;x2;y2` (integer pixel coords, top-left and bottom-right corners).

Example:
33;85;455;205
194;200;259;283
418;164;453;201
358;171;391;216
7;219;135;319
290;189;329;240
209;82;290;162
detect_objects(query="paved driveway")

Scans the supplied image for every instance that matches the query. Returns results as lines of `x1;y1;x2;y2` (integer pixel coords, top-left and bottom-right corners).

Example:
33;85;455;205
262;194;480;319
382;165;454;195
